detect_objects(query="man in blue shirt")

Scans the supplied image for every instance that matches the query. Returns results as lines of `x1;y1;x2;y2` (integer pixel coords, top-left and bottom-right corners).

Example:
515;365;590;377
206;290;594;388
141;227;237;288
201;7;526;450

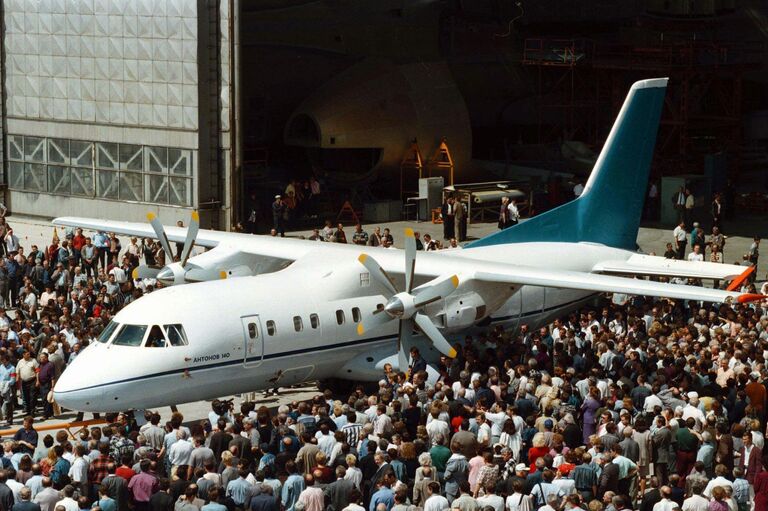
0;354;16;426
93;231;108;269
281;461;304;511
369;473;395;511
225;469;254;507
13;416;37;456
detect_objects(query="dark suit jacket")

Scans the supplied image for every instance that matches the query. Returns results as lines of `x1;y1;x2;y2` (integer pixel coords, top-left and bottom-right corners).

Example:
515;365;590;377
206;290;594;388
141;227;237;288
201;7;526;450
716;434;734;471
11;502;39;511
639;488;661;511
247;494;277;511
652;427;672;463
739;445;763;484
11;500;40;511
598;462;619;495
324;478;355;511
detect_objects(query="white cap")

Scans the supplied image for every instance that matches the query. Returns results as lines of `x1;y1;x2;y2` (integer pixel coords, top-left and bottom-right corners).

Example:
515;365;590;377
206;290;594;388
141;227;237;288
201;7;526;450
687;391;698;399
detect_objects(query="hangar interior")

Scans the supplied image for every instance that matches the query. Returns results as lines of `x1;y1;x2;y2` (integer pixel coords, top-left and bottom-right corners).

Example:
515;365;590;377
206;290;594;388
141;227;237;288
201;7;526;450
1;0;767;230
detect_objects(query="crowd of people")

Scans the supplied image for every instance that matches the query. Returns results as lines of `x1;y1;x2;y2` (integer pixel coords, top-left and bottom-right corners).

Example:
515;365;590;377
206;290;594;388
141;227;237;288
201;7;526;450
0;203;765;511
1;287;767;511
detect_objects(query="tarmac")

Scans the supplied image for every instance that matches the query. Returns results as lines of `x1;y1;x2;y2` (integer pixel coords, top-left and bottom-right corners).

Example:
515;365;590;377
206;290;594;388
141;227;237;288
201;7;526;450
2;209;766;441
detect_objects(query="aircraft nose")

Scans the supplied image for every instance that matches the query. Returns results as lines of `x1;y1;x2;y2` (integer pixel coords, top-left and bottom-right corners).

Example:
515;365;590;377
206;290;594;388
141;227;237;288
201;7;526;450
53;350;102;412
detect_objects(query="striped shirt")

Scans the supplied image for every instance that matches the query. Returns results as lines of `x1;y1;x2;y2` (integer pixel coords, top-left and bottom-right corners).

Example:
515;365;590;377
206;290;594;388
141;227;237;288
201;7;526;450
341;423;363;447
732;478;749;504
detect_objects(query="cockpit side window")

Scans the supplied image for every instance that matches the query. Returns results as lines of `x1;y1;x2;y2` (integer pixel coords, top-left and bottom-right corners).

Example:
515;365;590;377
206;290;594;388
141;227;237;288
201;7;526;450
164;324;188;346
146;325;166;348
112;324;148;347
97;320;119;343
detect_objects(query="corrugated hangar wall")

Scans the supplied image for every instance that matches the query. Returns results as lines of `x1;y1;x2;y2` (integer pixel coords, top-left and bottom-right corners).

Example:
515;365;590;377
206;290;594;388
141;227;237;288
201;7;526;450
0;0;235;229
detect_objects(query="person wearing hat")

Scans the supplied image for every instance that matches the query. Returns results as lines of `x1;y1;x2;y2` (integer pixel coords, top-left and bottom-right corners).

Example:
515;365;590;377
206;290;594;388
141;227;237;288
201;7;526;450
272;195;286;237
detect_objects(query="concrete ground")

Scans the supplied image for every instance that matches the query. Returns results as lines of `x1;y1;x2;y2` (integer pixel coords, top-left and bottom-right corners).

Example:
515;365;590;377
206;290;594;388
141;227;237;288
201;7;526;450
2;210;766;441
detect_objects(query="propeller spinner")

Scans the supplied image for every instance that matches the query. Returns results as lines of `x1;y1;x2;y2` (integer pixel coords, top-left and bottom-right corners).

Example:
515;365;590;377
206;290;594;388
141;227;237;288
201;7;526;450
132;211;216;286
356;228;459;372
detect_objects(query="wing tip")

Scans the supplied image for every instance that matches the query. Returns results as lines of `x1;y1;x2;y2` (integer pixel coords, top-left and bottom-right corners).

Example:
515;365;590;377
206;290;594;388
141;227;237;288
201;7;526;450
737;293;765;304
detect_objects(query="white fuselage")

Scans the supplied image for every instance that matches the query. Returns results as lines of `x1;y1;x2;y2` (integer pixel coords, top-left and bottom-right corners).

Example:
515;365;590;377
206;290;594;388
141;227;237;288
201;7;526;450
54;241;625;411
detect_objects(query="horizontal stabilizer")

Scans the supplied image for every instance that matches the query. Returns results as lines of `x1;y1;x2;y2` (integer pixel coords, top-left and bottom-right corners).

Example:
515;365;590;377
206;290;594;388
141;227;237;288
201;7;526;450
593;254;748;281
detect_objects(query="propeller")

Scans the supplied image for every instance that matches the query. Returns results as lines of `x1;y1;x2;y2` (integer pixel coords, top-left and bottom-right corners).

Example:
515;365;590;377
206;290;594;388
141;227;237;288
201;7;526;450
132;211;205;286
356;228;459;372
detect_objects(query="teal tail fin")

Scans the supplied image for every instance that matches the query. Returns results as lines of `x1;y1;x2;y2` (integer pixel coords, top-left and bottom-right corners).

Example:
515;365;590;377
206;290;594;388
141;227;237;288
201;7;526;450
466;77;668;251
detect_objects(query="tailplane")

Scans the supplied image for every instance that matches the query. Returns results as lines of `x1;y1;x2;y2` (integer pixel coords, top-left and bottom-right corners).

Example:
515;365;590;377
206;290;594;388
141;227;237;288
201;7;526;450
467;77;668;251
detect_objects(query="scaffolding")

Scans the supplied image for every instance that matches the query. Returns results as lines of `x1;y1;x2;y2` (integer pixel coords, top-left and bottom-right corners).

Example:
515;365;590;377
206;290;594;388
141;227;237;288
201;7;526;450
426;138;455;186
522;34;758;179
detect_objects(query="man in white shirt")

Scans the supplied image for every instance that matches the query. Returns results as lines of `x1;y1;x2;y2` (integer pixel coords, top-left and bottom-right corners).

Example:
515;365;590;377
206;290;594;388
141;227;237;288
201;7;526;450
67;445;89;496
682;482;710;511
426;412;450;448
169;429;193;473
424;481;449;511
687;245;703;262
673;221;687;260
55;485;80;511
682;392;705;431
653;486;677;511
703;465;733;497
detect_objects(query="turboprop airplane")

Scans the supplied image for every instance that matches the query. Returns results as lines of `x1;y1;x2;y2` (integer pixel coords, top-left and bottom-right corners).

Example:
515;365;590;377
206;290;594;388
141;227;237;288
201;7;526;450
52;78;763;412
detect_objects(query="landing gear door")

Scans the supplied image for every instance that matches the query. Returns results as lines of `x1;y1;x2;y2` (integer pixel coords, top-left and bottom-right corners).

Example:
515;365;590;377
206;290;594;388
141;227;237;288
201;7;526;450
241;315;263;368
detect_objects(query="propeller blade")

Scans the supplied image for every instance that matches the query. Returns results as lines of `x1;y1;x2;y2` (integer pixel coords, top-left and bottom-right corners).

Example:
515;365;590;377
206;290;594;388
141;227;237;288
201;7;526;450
358;254;397;296
397;318;415;373
179;210;200;267
132;265;160;280
414;312;457;358
404;228;416;293
413;275;460;308
147;213;175;263
356;308;393;336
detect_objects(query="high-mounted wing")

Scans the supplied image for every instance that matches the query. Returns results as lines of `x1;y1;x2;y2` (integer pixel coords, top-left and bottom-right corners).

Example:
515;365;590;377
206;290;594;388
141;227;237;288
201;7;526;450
52;216;315;264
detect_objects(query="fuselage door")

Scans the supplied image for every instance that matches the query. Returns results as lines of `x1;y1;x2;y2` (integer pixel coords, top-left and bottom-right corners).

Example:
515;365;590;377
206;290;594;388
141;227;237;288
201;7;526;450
241;315;264;368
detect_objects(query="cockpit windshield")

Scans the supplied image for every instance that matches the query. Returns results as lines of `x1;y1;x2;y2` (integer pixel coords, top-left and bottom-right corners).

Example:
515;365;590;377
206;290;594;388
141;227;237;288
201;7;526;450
97;320;119;343
112;324;148;347
104;323;188;347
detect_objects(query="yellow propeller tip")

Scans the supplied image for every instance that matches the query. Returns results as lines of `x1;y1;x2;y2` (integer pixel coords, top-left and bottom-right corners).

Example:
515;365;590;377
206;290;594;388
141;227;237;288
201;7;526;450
146;212;156;221
358;254;368;263
448;348;457;358
451;275;459;287
405;228;415;237
357;323;365;336
191;210;199;222
132;268;138;280
219;271;227;279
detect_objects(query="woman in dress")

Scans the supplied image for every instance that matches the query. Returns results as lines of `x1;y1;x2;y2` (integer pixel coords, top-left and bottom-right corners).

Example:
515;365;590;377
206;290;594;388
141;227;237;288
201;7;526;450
581;387;602;444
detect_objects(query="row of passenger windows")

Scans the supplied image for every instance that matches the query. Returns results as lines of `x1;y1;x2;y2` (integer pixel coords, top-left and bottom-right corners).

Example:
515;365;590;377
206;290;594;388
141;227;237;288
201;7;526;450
257;306;371;337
